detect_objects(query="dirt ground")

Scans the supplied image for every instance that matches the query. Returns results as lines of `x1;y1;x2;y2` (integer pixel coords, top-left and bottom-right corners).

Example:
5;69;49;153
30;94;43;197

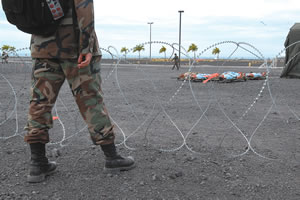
0;59;299;200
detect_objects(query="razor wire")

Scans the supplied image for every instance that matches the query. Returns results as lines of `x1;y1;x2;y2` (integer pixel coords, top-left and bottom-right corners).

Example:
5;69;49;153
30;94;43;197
99;40;293;159
0;48;32;139
172;41;275;158
0;41;299;161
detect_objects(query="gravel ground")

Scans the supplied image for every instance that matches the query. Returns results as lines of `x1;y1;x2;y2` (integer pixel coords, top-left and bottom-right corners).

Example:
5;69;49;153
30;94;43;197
0;60;299;200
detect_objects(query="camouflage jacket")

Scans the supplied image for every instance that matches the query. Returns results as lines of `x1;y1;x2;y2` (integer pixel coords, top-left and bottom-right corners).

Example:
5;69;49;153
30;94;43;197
30;0;101;59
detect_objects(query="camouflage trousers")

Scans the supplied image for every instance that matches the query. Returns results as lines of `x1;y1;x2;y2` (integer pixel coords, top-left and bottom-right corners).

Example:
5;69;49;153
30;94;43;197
24;58;115;145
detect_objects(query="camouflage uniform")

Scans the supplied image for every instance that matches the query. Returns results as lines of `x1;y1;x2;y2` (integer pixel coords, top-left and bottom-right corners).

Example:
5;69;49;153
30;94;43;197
24;0;115;145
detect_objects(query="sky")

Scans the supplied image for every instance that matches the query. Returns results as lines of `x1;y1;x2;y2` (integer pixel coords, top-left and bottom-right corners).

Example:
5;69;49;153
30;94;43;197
0;0;300;59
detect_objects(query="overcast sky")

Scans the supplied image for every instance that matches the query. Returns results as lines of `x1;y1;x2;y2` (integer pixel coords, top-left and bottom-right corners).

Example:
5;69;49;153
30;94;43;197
0;0;299;58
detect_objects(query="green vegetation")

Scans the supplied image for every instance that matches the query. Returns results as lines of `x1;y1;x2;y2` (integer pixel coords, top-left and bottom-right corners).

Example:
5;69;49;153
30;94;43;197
212;47;221;59
1;45;16;53
120;47;129;60
133;44;145;61
187;43;198;60
159;46;167;61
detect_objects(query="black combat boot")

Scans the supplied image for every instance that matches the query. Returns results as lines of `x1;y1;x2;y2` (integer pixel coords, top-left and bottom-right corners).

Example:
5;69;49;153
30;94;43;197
100;143;135;173
27;143;56;183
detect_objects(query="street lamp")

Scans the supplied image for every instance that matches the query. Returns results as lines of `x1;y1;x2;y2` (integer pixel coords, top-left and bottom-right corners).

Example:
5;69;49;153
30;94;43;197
178;10;184;68
148;22;154;61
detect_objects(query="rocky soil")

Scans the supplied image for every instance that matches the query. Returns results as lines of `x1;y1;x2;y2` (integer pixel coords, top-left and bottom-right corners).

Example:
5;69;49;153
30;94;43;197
0;60;299;200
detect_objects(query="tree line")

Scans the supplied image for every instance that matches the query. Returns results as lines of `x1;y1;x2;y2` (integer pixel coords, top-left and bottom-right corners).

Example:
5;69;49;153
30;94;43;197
121;44;221;60
1;44;221;60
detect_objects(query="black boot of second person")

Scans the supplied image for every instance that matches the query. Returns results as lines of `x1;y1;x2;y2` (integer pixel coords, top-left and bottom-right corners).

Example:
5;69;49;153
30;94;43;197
100;143;135;172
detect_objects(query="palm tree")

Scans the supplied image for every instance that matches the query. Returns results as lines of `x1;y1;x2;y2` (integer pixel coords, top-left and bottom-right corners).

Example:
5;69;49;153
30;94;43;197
120;47;129;60
133;44;145;63
187;43;198;60
159;46;167;62
212;47;221;59
1;45;15;63
1;45;16;53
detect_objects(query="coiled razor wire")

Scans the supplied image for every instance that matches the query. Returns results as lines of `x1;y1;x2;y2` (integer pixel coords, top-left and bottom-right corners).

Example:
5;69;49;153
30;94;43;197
267;40;300;122
0;48;32;139
107;41;272;158
187;41;273;158
0;73;19;139
0;41;299;161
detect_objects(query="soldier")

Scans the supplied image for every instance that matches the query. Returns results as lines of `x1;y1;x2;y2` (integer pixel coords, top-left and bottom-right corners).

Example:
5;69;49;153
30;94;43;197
1;51;8;64
172;53;179;70
25;0;135;183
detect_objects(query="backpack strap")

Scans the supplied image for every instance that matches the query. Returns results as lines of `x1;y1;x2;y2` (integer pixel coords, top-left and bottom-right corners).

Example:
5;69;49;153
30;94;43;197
45;0;65;20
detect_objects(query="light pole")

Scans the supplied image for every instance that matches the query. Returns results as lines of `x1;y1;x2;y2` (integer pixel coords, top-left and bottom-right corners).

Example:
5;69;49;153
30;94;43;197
178;10;184;68
148;22;154;61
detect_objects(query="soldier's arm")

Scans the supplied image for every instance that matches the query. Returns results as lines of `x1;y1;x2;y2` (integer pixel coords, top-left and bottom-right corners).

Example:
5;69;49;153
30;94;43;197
74;0;95;54
74;0;95;68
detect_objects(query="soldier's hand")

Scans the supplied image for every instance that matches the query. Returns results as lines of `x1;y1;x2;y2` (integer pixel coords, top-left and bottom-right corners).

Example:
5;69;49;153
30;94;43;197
78;53;93;68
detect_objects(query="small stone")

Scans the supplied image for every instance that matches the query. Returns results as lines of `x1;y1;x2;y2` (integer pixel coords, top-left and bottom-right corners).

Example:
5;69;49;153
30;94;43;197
201;175;208;181
150;157;156;162
169;175;176;179
175;171;183;177
51;148;61;157
225;173;232;178
6;150;12;154
186;156;196;162
139;181;145;186
152;174;158;181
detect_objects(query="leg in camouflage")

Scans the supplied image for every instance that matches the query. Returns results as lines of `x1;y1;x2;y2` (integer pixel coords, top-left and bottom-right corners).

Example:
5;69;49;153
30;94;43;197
61;57;115;145
24;58;135;180
25;57;115;144
61;58;135;172
25;58;65;143
24;58;65;182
